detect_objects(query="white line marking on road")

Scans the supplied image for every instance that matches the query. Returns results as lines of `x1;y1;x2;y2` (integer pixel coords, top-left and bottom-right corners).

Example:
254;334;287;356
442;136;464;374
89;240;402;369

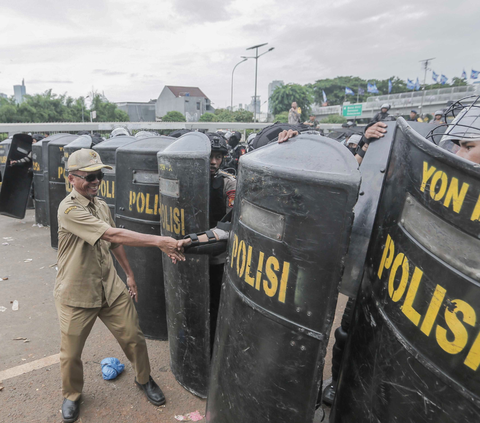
0;353;60;381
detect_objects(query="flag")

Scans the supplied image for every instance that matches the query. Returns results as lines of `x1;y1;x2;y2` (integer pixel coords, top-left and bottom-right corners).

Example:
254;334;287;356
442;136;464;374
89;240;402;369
388;80;392;94
407;79;415;90
415;78;421;91
440;75;448;85
432;71;438;82
367;82;379;94
462;69;467;79
322;90;327;103
345;87;355;96
358;87;365;95
472;69;480;79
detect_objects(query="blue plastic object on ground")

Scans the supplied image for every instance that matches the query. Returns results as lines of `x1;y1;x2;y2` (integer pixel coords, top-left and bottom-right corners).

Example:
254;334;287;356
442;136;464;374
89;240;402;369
101;357;125;380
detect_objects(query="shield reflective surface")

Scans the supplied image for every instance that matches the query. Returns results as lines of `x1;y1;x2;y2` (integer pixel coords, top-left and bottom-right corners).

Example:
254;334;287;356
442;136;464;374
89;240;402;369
158;132;211;397
206;134;361;423
0;138;12;191
333;118;480;423
32;139;51;226
93;136;136;216
47;134;78;248
115;136;175;340
0;134;33;219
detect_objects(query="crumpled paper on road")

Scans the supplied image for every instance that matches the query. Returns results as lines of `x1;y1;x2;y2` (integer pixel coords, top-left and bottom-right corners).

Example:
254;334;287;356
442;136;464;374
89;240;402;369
174;410;204;421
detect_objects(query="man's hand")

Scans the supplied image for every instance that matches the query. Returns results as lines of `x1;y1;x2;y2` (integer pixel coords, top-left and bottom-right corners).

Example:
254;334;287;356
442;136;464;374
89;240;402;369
364;122;387;140
159;236;186;264
278;129;299;144
127;275;138;302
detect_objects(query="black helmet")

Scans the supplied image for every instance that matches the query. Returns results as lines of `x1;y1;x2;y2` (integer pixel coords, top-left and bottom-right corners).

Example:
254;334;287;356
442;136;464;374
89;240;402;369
206;132;228;154
32;134;44;142
226;131;242;148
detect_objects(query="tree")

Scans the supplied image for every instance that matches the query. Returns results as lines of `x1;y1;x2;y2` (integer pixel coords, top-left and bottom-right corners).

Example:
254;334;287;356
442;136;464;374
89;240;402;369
162;111;186;122
90;93;129;122
233;109;253;122
269;84;312;120
199;112;218;122
274;111;289;123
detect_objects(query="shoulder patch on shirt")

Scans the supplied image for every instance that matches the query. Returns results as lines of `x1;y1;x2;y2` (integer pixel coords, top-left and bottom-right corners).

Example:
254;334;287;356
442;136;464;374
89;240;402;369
64;206;78;214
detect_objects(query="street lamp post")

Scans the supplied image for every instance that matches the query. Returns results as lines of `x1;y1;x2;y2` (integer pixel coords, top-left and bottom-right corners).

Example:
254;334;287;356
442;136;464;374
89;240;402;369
231;57;248;111
245;43;275;122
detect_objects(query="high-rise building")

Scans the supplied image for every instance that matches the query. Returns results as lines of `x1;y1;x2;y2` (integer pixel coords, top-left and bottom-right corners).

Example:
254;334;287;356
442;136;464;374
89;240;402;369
13;79;26;104
268;80;284;112
0;93;7;99
247;96;261;114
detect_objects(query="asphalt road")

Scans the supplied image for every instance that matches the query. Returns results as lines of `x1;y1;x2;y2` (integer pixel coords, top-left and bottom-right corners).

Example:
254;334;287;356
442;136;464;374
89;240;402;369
0;210;345;423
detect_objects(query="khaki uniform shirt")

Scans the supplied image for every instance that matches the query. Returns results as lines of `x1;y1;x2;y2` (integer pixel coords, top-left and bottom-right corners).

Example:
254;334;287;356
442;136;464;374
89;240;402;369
54;188;126;308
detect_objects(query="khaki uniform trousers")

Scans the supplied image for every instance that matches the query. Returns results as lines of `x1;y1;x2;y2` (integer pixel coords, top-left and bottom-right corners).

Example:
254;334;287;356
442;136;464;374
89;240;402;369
55;290;151;401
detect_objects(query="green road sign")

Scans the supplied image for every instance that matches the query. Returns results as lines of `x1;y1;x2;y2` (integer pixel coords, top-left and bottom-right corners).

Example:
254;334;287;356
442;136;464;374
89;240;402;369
343;104;363;117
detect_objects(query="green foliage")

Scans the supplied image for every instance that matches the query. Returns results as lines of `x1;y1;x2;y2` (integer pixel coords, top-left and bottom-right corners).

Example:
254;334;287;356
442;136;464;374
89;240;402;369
199;112;218;122
232;109;253;122
212;108;253;123
0;90;128;123
269;84;312;120
320;115;347;124
274;111;289;123
162;111;186;122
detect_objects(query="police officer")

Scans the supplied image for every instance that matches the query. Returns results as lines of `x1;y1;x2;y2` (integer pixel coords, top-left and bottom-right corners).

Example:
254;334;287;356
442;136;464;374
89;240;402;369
55;149;186;422
223;131;246;174
409;109;422;122
372;103;391;122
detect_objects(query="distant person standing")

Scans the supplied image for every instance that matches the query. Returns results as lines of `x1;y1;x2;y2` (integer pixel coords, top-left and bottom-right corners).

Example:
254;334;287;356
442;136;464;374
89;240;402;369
372;104;390;122
304;114;319;128
288;102;301;125
409;110;422;122
431;110;445;125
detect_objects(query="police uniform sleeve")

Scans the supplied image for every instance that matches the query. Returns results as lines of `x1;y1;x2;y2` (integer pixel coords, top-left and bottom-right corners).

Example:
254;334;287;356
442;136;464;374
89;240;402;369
58;203;111;247
223;176;237;212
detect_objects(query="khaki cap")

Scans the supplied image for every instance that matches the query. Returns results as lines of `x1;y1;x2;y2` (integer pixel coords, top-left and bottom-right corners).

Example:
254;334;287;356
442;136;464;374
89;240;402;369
67;148;113;172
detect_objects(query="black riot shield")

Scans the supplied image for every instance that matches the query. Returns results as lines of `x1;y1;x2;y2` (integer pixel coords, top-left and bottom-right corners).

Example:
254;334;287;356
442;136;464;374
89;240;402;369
32;139;51;226
0;134;34;219
206;134;361;423
63;135;93;195
340;122;436;297
332;118;480;423
0;138;12;191
115;136;175;340
48;134;78;248
93;136;136;216
158;132;211;397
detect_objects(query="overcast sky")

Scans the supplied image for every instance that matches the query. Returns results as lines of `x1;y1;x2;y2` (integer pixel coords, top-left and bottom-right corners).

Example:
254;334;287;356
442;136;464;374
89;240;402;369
1;0;479;113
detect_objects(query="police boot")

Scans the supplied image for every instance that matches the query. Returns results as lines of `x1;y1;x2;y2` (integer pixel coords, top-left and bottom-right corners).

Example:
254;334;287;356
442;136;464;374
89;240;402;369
61;398;80;423
322;382;337;406
135;375;166;406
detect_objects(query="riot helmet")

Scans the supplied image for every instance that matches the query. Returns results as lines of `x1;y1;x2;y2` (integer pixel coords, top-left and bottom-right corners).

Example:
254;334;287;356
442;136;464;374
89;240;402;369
381;103;391;111
435;110;444;117
206;132;228;155
227;131;242;148
111;127;131;138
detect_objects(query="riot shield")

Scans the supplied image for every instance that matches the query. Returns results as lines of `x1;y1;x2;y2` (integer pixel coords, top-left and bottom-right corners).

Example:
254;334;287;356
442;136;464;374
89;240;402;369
63;135;93;195
32;139;51;226
0;134;34;219
340;122;436;297
0;138;12;191
332;118;480;422
48;134;77;248
206;134;361;423
93;136;136;216
115;136;174;340
158;132;211;397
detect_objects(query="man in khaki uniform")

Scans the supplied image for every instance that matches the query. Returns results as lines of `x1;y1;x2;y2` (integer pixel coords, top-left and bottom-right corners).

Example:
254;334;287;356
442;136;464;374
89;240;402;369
55;148;186;423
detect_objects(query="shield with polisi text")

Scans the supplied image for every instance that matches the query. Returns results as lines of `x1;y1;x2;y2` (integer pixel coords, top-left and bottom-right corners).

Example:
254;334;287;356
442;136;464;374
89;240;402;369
333;117;480;423
206;134;361;423
158;131;211;398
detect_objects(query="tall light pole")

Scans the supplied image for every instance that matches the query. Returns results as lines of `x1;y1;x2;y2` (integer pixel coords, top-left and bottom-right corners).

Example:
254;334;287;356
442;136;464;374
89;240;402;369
245;43;275;122
419;57;435;114
231;57;248;111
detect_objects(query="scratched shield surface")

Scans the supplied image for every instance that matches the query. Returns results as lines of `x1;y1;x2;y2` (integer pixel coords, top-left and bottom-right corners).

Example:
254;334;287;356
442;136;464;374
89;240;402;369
333;118;480;422
158;131;211;398
206;134;361;423
32;139;52;226
114;136;174;340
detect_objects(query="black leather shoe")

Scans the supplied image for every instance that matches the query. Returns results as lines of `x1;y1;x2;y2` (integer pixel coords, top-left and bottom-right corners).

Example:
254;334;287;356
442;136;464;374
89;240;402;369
135;376;166;406
62;398;80;423
322;383;336;406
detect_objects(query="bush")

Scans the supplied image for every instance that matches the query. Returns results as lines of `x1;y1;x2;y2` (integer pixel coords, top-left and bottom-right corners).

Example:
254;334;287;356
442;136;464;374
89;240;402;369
199;112;218;122
320;115;347;124
274;111;289;123
162;111;186;122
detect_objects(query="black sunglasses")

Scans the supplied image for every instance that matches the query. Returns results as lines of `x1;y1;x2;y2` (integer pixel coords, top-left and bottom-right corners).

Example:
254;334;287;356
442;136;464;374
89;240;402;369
70;171;105;182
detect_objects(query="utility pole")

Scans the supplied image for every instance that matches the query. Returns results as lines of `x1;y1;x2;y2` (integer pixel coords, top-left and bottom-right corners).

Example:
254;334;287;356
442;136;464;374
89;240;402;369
419;57;435;114
245;43;275;122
